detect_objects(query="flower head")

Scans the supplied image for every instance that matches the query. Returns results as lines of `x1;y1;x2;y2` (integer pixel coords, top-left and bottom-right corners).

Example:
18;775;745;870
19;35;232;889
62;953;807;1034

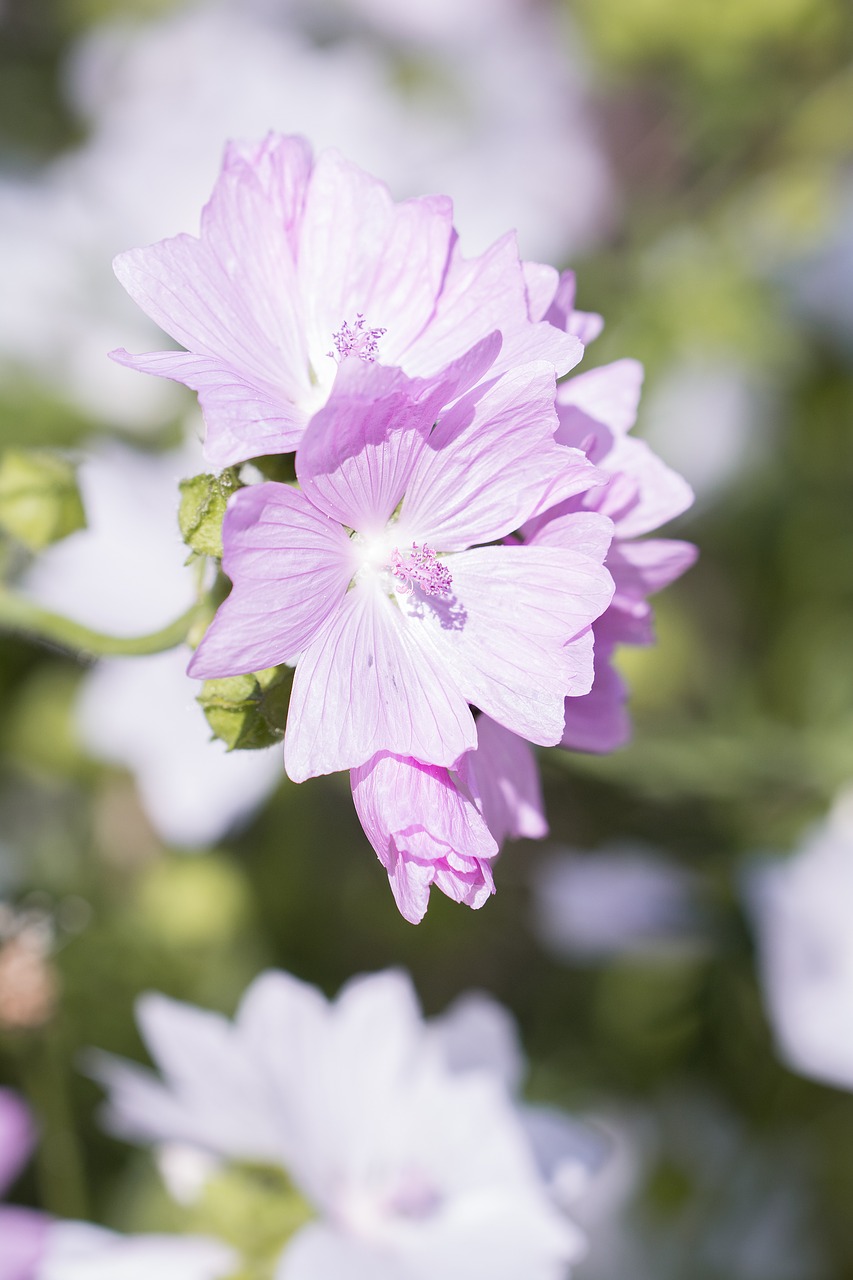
90;969;590;1279
189;351;613;784
110;133;582;467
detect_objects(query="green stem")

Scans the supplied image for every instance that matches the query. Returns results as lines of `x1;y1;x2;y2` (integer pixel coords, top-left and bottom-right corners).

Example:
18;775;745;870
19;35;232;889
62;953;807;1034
0;586;207;658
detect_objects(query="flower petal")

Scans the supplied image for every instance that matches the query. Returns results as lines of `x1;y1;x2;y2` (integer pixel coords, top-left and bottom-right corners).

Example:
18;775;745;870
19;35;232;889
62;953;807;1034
401;233;582;380
351;752;498;924
397;364;602;550
561;646;631;754
460;716;548;847
285;583;475;781
296;336;502;533
113;137;314;410
189;484;353;678
0;1089;35;1197
296;147;455;371
555;359;645;453
109;349;308;467
403;543;614;745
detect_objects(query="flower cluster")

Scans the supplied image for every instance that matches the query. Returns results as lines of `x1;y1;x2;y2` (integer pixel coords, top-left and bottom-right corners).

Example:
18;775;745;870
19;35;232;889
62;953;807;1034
113;133;694;921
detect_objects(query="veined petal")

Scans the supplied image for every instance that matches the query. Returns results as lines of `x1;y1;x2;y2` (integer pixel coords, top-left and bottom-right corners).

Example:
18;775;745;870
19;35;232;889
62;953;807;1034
460;717;548;848
401;233;581;380
403;545;614;746
297;148;454;370
608;538;698;597
561;647;631;754
351;753;498;924
594;434;695;537
285;584;475;781
555;359;645;455
113;143;311;406
189;484;353;677
397;364;602;550
297;336;502;533
521;261;560;323
109;349;308;467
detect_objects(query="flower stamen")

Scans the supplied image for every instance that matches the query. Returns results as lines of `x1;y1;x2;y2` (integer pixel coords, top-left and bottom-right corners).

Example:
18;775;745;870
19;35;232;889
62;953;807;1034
329;314;386;363
390;544;452;598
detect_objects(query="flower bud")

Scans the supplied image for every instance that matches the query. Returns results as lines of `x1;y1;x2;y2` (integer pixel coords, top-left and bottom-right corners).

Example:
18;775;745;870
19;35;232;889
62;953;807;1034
196;666;292;751
178;470;239;559
0;449;85;551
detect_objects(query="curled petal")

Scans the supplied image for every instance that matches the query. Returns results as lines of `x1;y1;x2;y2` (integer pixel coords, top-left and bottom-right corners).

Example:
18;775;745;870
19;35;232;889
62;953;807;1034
352;752;498;924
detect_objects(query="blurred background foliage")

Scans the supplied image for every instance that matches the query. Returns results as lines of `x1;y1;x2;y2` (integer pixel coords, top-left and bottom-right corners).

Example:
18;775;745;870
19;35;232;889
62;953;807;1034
0;0;852;1276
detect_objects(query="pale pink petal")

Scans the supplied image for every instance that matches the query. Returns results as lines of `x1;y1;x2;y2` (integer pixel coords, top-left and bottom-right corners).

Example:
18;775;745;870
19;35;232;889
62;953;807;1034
526;510;614;561
188;483;353;678
540;270;605;345
403;544;613;745
0;1207;49;1280
521;261;559;323
285;583;475;781
113;141;313;409
608;538;698;597
556;359;645;447
296;336;500;534
297;148;454;369
352;753;498;923
0;1089;35;1196
593;434;695;537
109;349;308;467
561;647;630;754
401;233;581;380
397;363;602;551
460;716;548;847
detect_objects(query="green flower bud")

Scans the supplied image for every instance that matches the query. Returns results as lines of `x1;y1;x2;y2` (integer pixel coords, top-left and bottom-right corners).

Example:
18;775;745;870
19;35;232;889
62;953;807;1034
197;666;292;751
178;470;240;559
0;449;85;551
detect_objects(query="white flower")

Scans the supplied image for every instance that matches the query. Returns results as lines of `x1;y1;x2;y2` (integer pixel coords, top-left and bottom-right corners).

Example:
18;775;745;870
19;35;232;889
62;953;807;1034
91;969;591;1279
744;788;853;1090
37;1221;235;1280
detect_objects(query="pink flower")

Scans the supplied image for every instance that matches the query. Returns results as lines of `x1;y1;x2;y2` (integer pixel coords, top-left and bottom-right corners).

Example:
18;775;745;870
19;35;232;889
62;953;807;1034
189;351;614;784
0;1090;50;1280
351;715;547;923
525;271;697;753
110;133;582;468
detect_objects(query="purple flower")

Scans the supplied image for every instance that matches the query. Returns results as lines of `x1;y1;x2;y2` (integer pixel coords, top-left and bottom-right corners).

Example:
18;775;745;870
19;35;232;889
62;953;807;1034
189;351;614;784
351;715;546;923
0;1090;49;1280
110;133;582;468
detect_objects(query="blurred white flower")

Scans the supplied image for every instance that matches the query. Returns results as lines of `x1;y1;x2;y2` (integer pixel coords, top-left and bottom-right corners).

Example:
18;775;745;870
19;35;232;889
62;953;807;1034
22;440;280;847
91;968;592;1279
744;788;853;1090
37;1222;235;1280
533;844;701;962
0;0;610;432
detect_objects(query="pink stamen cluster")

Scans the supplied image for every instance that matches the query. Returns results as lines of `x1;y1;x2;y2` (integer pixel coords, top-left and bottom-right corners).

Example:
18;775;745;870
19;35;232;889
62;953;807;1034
389;543;453;598
331;314;387;363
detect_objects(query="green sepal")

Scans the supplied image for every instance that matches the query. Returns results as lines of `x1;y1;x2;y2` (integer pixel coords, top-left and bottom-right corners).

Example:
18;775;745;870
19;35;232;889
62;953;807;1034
178;469;240;560
197;666;293;751
0;448;86;551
